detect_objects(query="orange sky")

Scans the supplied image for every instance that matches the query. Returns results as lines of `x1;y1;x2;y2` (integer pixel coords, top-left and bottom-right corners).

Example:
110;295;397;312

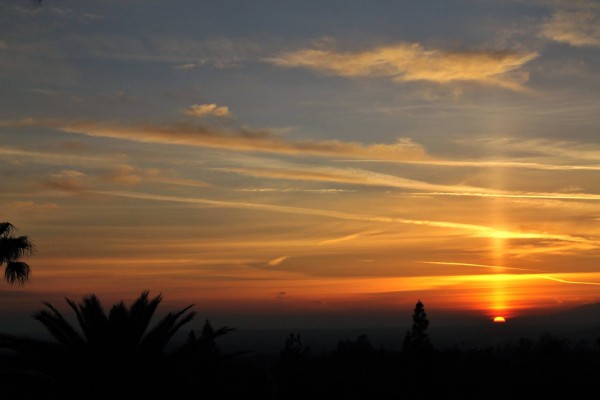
1;1;599;332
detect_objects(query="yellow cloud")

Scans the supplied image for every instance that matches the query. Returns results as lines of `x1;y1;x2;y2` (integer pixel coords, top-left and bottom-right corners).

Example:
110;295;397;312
540;10;600;47
267;256;289;266
184;103;231;118
0;118;429;161
268;41;538;92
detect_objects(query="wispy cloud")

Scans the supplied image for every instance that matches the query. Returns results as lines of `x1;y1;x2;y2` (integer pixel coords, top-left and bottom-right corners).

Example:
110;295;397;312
91;190;598;246
71;35;261;68
339;158;600;171
102;164;142;186
0;145;123;167
218;164;600;203
453;137;600;165
540;275;600;286
42;169;89;192
267;256;289;266
184;103;231;118
267;41;538;93
237;188;354;194
412;191;600;202
102;165;211;188
540;9;600;47
216;165;500;194
10;201;60;215
421;261;541;272
0;118;428;161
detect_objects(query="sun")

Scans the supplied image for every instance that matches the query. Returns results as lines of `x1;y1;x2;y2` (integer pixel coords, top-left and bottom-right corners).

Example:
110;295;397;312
493;316;506;323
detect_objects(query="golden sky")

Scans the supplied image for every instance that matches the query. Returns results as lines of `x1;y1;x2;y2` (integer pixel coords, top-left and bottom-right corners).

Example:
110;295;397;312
1;0;599;331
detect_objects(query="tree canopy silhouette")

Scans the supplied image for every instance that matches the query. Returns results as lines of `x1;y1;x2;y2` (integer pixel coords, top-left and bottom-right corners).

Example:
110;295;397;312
0;290;233;398
0;222;35;285
403;300;433;353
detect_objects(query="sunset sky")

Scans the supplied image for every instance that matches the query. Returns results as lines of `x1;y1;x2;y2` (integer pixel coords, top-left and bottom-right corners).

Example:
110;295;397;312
1;0;599;333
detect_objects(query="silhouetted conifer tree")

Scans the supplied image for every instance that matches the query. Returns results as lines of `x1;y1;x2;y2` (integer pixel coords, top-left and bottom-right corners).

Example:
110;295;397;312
403;300;433;353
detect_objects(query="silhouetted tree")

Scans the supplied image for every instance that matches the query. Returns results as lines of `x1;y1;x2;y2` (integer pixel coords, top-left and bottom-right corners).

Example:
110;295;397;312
0;291;200;398
403;300;433;353
0;222;35;285
274;333;312;399
175;319;236;390
186;319;235;357
280;333;310;363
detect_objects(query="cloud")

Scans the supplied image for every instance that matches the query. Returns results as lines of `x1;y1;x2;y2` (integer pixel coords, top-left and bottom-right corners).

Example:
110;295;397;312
540;9;600;47
267;41;538;92
72;35;261;69
175;63;197;70
423;261;540;272
102;165;142;186
318;231;380;246
0;118;429;161
184;103;231;118
10;201;60;215
0;145;121;167
218;164;600;203
268;256;289;266
216;165;500;194
465;137;600;163
42;170;89;192
407;191;600;202
343;159;600;171
237;188;354;194
91;189;598;247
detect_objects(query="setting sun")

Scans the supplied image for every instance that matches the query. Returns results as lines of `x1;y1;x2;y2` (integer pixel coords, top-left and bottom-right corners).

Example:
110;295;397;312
493;316;507;323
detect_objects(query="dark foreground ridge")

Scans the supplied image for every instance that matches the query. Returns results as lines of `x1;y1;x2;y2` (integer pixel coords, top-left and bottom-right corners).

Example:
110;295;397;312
1;293;600;399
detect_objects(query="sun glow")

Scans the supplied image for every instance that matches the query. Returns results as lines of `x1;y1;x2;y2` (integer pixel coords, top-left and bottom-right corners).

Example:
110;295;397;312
493;316;506;323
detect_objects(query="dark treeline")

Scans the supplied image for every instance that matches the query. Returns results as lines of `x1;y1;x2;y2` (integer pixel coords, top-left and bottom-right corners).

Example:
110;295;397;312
1;295;600;399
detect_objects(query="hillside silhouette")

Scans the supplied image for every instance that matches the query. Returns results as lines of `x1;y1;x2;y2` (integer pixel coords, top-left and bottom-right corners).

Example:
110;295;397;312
2;295;600;399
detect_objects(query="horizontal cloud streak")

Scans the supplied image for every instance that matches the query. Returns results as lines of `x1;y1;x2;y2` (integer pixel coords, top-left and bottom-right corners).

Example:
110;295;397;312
91;190;598;246
268;41;538;92
415;192;600;201
422;261;540;272
215;165;501;194
217;165;600;203
0;118;428;161
468;137;600;163
339;158;600;171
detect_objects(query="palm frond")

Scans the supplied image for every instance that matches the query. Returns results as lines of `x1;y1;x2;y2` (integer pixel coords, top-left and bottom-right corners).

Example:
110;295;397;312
33;301;85;351
0;222;16;237
127;291;162;346
140;304;196;353
4;261;30;285
75;295;109;347
0;235;36;264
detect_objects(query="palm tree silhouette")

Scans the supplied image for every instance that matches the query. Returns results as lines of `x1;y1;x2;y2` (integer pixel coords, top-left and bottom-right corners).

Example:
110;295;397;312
0;222;35;285
0;291;204;397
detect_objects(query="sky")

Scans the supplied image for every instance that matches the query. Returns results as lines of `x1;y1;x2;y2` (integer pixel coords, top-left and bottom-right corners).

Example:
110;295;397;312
1;0;599;333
